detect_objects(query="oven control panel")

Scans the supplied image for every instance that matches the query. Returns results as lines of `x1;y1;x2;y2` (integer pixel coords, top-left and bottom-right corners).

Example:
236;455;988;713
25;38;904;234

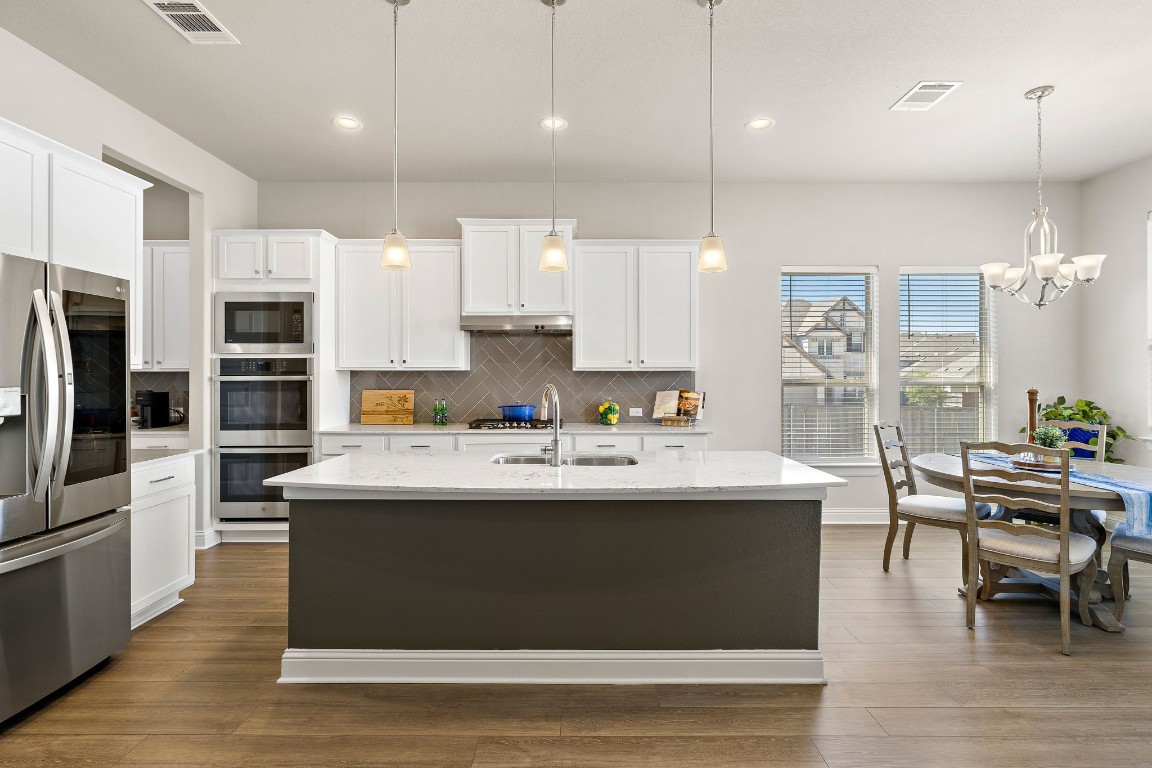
216;358;312;376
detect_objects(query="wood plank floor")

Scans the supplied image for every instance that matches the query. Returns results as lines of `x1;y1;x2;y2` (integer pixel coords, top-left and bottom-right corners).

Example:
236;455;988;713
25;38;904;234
2;525;1151;767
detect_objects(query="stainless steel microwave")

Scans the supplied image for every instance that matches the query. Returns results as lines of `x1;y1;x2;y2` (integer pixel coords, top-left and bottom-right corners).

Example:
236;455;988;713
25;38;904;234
214;292;313;354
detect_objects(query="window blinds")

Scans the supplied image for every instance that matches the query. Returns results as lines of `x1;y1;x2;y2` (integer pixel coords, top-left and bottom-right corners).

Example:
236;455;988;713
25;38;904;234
899;273;995;455
780;272;877;461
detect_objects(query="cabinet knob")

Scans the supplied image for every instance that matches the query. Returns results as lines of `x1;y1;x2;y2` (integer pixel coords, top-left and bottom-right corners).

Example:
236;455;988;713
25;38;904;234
402;359;407;364
156;361;162;364
390;359;395;364
254;269;259;274
521;303;525;307
143;360;150;365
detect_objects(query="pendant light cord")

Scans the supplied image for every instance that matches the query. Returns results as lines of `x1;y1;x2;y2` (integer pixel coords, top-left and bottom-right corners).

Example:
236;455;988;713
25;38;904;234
392;1;400;233
1035;93;1044;210
550;0;558;235
708;0;716;237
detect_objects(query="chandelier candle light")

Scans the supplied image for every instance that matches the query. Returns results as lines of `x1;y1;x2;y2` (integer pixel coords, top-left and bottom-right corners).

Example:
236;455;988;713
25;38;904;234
698;0;727;273
980;86;1105;308
380;0;412;271
538;0;569;272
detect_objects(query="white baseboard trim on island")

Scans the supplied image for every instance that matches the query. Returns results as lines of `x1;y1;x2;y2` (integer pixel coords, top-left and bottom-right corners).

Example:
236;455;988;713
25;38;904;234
216;521;290;543
822;508;889;524
279;648;825;685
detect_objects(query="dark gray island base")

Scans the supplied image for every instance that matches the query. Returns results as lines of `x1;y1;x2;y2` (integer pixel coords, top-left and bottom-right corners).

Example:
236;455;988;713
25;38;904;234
268;450;845;683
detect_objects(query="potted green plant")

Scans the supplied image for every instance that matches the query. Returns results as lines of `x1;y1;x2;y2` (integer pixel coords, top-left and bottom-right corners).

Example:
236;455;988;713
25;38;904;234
1030;424;1067;468
1024;396;1132;463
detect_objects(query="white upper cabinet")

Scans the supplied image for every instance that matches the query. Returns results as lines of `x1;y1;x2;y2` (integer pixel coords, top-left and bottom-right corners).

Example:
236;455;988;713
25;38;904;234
402;244;470;369
134;242;190;371
215;231;318;281
150;244;191;370
461;224;517;314
0;128;49;261
50;154;144;280
460;219;575;315
637;245;698;370
518;224;573;314
572;241;698;372
216;234;263;279
337;240;468;371
573;244;636;370
265;235;313;279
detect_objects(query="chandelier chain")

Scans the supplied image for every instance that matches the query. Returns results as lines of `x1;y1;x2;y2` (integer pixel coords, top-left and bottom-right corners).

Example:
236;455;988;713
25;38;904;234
1035;92;1043;209
550;0;557;234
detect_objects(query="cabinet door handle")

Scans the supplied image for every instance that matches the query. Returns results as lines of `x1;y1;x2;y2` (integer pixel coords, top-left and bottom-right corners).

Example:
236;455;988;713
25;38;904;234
596;444;615;448
410;445;431;449
156;361;162;365
341;444;363;449
149;475;176;484
666;445;685;448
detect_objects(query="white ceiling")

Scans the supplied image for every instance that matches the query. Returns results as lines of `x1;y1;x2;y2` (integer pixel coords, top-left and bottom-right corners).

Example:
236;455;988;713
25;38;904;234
3;0;1152;183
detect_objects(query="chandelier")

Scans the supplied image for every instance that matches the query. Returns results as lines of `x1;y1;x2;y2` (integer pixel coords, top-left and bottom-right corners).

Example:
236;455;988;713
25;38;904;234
980;86;1105;308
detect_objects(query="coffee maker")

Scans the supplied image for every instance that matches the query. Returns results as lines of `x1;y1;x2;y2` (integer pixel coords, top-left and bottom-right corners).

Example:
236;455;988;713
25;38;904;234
135;390;171;429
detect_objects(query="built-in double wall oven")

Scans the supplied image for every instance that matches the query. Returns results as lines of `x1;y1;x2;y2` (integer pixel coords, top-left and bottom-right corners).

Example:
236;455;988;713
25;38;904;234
214;357;312;520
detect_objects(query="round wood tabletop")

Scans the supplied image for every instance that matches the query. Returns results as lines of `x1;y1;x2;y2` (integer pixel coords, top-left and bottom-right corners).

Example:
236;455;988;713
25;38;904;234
909;452;1152;514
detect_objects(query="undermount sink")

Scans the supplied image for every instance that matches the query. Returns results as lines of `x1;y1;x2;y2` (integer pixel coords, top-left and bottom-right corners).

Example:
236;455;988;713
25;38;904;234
489;454;639;467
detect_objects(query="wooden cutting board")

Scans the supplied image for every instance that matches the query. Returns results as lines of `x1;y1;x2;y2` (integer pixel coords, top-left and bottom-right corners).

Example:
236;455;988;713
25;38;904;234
361;390;415;425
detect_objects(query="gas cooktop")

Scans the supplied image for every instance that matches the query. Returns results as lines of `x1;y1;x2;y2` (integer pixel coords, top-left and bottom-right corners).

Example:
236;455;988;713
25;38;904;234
468;419;564;430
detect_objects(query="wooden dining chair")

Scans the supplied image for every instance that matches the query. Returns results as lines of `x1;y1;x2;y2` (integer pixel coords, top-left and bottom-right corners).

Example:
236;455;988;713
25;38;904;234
961;441;1099;655
1107;524;1152;621
875;422;990;580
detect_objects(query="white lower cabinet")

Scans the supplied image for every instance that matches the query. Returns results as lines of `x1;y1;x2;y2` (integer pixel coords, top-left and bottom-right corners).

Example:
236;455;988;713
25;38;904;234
389;435;455;452
319;435;387;459
641;434;709;451
133;433;191;450
456;434;572;454
571;434;644;453
130;455;196;628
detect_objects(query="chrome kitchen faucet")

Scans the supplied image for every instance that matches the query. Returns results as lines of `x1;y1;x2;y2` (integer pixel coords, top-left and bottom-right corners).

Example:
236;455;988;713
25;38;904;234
539;383;563;467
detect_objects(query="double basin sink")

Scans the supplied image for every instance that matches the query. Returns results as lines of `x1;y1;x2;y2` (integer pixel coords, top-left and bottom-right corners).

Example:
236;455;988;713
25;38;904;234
490;454;638;467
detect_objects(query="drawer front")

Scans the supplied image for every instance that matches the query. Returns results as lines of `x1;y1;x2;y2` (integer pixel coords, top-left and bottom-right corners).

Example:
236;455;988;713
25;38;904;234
389;435;455;452
132;456;196;498
571;434;643;453
133;434;190;450
457;434;573;454
319;435;388;455
641;435;709;451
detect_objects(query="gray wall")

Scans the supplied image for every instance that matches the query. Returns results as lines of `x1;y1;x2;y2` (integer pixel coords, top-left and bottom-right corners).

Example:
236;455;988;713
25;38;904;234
102;155;191;240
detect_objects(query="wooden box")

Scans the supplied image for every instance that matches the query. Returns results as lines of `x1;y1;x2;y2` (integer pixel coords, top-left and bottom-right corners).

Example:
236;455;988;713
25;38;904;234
361;390;415;425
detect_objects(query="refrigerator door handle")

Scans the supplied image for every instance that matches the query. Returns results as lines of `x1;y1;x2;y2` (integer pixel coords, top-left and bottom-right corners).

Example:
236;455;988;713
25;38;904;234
29;289;60;503
48;290;75;500
0;514;126;576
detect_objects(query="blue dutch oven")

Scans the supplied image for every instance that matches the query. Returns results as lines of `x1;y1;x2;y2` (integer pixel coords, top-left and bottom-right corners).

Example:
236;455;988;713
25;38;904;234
499;403;537;422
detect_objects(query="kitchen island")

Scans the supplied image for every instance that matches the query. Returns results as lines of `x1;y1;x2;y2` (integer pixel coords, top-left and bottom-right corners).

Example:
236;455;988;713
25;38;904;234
267;449;846;684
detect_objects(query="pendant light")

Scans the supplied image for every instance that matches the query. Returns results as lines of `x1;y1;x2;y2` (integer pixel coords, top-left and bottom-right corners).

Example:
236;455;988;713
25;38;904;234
538;0;568;272
380;0;412;270
698;0;727;273
979;86;1105;308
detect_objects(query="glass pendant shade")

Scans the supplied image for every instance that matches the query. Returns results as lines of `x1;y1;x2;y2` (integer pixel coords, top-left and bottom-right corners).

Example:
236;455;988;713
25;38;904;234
1072;254;1106;280
1002;267;1025;288
380;231;412;270
980;262;1011;289
699;235;728;273
539;234;568;272
1030;252;1064;280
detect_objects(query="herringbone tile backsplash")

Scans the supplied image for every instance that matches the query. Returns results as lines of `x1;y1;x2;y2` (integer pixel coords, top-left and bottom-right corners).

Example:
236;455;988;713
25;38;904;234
349;335;695;424
130;372;190;411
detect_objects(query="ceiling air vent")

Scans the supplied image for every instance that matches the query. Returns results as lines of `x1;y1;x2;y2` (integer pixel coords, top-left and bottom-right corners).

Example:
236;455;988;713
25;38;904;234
141;0;239;44
890;81;962;111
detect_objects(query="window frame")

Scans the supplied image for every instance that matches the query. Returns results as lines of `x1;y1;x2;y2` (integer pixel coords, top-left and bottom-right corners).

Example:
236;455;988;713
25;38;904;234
780;266;880;466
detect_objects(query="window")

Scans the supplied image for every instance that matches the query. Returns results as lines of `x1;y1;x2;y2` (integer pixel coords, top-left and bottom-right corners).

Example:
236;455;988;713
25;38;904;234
899;272;995;455
781;271;877;461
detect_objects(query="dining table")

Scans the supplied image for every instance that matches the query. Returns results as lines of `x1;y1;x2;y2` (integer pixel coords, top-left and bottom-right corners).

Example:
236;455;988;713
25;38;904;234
910;452;1152;633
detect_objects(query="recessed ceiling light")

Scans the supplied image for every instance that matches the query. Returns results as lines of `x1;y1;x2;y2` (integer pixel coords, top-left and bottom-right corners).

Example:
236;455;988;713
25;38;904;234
540;117;568;131
746;118;776;131
333;116;362;130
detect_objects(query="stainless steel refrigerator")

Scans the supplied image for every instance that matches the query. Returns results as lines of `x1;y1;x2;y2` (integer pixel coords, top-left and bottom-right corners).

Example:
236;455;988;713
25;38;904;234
0;253;132;723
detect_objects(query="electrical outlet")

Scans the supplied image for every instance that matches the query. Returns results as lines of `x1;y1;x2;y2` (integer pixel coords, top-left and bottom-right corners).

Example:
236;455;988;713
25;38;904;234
628;407;643;417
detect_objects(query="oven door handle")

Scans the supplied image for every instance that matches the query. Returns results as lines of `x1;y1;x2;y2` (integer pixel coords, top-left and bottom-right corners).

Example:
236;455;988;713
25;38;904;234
216;376;313;382
28;289;60;503
48;290;76;501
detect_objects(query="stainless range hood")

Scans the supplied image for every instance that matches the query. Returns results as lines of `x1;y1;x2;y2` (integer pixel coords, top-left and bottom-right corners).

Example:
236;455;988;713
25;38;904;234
459;315;573;335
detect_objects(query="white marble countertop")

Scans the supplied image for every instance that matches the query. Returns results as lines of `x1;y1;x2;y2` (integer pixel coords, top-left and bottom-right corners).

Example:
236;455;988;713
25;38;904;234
131;447;203;466
267;449;845;501
317;422;713;435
